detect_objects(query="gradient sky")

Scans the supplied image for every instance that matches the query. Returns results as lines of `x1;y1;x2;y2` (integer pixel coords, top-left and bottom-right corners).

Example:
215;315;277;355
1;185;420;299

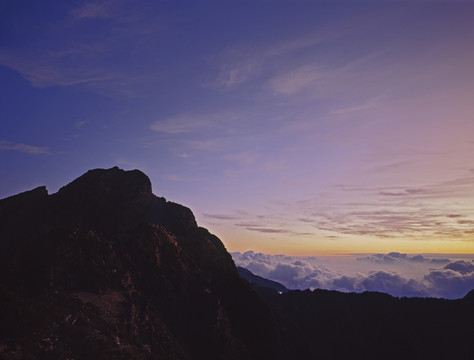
2;1;474;255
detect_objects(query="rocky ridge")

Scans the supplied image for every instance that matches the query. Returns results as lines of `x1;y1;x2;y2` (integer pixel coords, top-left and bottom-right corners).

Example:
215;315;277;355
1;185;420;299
0;167;281;360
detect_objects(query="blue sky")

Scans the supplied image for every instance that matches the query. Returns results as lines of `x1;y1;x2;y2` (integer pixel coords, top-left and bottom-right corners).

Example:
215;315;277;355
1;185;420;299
2;1;474;256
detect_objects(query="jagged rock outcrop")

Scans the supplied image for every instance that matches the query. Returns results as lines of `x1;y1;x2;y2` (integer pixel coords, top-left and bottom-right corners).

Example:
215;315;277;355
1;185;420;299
0;167;282;360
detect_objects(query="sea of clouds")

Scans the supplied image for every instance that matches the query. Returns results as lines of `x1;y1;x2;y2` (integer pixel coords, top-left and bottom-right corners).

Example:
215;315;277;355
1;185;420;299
231;251;474;299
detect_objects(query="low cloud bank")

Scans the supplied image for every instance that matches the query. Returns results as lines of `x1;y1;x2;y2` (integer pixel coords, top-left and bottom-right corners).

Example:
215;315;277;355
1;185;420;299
231;251;474;299
357;252;451;265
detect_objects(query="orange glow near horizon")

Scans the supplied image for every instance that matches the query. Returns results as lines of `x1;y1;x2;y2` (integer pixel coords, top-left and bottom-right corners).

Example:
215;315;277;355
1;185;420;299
222;237;474;257
206;219;474;256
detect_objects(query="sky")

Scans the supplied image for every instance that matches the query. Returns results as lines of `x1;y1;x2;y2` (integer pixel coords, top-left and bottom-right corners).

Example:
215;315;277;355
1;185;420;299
2;1;474;260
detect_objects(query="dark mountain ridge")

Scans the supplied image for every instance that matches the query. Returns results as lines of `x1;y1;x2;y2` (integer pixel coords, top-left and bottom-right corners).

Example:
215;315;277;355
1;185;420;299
0;167;282;359
1;167;473;359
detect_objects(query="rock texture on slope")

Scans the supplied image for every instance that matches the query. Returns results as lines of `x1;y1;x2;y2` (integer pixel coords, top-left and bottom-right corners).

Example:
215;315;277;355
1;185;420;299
0;167;281;360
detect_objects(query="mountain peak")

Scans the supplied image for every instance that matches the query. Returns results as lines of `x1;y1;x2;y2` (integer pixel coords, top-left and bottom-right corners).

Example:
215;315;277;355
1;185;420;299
56;166;153;200
46;167;156;234
0;167;281;359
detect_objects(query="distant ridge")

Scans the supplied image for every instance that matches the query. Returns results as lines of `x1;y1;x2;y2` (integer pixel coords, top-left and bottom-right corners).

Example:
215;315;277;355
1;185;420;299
237;266;288;294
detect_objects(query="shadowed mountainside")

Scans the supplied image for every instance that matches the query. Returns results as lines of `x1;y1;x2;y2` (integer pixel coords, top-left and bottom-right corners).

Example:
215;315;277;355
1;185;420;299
0;167;283;360
265;288;474;360
0;167;473;360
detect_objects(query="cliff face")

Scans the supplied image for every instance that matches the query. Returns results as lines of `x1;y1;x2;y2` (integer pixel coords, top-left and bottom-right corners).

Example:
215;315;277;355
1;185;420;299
0;167;281;360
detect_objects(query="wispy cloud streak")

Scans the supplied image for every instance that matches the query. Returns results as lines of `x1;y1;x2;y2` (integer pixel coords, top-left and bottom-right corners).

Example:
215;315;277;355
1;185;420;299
71;0;118;20
0;140;50;155
212;35;328;89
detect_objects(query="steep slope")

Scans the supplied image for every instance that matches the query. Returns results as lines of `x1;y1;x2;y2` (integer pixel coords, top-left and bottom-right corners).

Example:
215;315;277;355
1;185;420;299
0;167;282;360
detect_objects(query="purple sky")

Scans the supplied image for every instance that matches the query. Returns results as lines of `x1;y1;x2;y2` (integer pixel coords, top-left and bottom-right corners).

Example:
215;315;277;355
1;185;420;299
1;1;474;256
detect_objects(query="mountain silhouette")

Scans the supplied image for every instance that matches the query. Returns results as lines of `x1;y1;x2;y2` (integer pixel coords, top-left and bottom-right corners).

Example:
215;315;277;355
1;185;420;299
237;267;288;295
0;167;472;360
0;167;282;359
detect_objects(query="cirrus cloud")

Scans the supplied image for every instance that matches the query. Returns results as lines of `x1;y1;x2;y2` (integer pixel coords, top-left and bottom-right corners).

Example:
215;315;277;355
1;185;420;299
0;140;50;155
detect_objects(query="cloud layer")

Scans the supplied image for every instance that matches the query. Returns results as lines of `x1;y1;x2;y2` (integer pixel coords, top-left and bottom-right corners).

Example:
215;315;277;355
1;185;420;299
232;251;474;299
